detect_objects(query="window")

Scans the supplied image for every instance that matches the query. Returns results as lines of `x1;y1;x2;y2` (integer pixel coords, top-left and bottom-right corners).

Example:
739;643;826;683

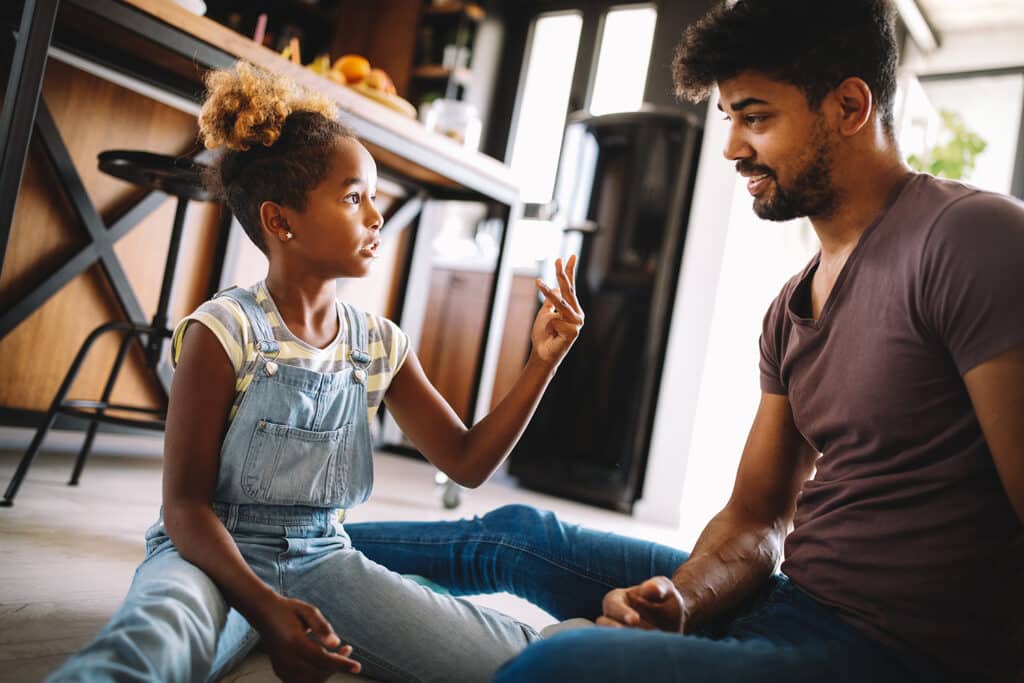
507;12;584;205
588;5;658;116
919;72;1023;194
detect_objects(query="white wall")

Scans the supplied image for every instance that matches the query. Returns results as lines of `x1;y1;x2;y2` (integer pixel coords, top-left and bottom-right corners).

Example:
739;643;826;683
675;183;817;547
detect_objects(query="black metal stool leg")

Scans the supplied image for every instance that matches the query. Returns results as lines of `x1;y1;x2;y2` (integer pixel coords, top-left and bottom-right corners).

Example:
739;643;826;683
1;407;59;507
145;197;188;368
69;332;134;486
2;323;118;505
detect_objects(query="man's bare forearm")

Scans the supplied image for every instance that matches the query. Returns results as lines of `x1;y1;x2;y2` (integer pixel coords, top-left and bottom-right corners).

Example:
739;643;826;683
672;506;786;631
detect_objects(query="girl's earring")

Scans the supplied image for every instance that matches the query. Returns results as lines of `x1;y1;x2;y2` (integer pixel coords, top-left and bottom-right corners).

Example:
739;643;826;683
285;231;294;240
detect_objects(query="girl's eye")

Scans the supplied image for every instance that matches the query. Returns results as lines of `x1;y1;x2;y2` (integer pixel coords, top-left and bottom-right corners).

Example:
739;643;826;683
344;192;360;204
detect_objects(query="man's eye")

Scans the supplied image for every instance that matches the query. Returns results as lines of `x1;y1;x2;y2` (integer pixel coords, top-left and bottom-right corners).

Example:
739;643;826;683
746;115;767;125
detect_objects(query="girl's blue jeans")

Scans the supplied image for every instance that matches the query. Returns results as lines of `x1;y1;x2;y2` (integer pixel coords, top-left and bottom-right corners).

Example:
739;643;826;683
46;504;537;683
346;504;931;683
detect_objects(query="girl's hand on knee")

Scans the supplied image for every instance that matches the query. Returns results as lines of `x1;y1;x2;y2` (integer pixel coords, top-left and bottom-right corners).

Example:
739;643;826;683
531;255;585;367
256;596;362;681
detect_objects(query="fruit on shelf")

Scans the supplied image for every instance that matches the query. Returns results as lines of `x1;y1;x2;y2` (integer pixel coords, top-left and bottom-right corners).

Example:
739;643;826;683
306;54;331;75
348;81;416;118
333;55;371;83
364;68;396;95
275;48;416;119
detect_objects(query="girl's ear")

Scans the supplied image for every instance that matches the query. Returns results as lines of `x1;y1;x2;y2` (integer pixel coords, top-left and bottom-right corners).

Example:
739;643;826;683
259;200;293;244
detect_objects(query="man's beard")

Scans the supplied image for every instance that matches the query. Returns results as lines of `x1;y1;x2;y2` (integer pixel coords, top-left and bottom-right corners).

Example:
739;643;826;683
743;121;841;222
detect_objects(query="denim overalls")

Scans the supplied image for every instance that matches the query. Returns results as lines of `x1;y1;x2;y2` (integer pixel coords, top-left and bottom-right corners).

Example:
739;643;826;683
47;286;538;683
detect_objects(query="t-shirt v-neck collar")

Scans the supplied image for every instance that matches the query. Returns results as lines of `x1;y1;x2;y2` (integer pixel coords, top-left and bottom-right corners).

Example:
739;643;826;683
787;174;919;329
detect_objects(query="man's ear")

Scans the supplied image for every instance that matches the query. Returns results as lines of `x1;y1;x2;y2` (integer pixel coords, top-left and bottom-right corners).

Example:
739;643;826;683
831;77;874;137
259;201;292;244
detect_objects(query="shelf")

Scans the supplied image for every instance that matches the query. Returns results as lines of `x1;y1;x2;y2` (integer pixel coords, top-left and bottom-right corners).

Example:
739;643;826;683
412;64;472;84
100;0;517;204
423;2;485;22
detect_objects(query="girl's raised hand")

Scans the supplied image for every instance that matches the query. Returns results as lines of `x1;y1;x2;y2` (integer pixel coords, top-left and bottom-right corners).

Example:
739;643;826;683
531;254;584;366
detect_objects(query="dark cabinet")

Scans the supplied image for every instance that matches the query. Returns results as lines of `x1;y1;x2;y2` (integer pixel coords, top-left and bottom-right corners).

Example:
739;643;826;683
508;109;702;513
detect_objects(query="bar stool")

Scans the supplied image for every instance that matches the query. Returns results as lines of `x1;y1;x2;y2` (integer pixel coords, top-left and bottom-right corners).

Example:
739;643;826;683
1;151;214;506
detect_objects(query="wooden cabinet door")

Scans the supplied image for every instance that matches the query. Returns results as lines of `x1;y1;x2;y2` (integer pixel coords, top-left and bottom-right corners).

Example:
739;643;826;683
417;268;489;422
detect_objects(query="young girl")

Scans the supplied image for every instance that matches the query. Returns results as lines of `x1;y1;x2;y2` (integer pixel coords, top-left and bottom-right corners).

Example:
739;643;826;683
48;62;584;683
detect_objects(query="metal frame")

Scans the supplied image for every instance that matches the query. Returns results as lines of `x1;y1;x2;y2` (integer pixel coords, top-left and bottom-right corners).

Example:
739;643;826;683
0;0;59;283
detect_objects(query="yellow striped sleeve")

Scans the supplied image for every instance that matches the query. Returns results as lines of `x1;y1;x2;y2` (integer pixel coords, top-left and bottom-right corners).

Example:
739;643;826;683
375;315;410;374
170;297;250;375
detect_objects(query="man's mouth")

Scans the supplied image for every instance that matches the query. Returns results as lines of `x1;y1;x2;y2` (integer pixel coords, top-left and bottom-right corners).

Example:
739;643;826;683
744;172;772;197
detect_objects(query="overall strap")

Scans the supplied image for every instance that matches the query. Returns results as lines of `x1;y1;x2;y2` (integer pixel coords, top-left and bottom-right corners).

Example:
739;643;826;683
216;285;280;358
341;302;371;369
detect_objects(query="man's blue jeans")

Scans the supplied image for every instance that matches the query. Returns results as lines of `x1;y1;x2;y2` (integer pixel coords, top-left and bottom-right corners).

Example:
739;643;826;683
347;504;930;683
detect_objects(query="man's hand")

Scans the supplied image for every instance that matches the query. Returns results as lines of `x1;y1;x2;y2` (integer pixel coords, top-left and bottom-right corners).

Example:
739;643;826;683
597;576;688;632
254;595;361;682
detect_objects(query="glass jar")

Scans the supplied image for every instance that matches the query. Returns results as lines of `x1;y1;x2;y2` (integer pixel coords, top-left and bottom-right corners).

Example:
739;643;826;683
423;99;482;150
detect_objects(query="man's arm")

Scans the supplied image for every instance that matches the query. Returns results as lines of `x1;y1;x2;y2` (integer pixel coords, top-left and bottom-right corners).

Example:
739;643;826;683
600;392;817;632
963;342;1024;524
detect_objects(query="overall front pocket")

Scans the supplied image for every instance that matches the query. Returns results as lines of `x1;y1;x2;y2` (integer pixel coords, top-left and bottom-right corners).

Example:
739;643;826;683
241;420;351;506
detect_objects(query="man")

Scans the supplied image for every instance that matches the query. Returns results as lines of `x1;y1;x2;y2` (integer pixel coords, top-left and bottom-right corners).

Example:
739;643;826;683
347;1;1024;680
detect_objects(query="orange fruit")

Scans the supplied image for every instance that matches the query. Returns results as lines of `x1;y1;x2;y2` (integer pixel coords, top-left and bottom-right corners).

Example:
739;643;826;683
333;55;370;83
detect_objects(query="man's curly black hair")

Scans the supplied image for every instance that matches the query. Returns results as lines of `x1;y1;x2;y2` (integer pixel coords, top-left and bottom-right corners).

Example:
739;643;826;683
673;0;900;134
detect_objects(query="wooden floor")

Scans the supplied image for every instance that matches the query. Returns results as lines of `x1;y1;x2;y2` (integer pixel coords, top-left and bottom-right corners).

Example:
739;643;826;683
0;445;678;682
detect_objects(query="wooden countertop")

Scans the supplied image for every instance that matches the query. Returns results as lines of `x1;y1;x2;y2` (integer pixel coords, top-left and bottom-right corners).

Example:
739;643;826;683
73;0;520;204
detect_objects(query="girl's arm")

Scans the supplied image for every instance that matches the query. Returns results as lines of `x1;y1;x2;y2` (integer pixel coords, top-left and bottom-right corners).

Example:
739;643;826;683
385;255;584;487
163;322;359;676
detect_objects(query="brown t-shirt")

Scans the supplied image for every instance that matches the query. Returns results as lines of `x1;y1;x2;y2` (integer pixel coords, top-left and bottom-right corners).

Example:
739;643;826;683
760;174;1024;682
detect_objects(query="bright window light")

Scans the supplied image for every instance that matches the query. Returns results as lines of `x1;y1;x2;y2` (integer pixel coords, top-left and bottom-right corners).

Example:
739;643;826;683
507;12;583;204
588;5;657;116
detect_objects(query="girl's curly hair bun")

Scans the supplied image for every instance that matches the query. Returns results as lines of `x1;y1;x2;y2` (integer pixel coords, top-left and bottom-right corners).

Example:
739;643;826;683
198;61;339;152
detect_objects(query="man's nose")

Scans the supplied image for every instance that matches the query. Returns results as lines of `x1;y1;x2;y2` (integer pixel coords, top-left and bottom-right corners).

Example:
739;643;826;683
722;125;752;162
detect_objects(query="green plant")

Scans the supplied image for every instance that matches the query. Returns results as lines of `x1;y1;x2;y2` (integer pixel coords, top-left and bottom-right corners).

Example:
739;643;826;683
907;109;987;181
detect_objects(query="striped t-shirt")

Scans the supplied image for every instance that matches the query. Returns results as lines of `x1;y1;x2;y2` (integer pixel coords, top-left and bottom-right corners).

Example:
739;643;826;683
171;281;409;423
